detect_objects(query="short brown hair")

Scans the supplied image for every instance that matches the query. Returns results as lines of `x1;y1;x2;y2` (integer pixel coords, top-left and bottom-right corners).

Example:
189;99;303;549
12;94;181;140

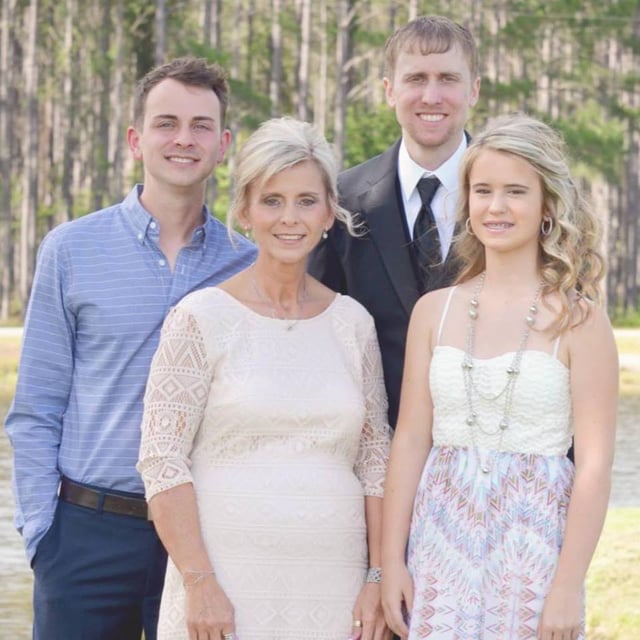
384;15;479;79
133;57;229;127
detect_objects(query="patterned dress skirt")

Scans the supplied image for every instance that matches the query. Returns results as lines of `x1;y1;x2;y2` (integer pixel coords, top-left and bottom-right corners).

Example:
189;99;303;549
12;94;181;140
406;446;583;639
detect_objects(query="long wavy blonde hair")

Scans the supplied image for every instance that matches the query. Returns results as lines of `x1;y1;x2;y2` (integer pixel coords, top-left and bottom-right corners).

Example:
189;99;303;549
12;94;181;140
453;113;605;335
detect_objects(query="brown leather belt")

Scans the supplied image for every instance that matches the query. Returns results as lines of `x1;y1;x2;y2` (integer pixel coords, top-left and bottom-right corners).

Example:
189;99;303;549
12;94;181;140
59;476;150;520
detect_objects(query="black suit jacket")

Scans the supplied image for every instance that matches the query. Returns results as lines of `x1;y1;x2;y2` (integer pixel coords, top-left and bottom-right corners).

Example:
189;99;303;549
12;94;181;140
308;140;459;428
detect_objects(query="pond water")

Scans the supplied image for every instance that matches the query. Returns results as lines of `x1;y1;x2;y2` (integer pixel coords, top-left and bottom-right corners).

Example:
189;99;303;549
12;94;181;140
1;395;638;636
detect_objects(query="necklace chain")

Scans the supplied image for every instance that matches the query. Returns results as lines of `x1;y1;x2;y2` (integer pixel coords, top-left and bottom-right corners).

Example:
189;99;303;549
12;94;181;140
251;271;307;331
462;273;543;473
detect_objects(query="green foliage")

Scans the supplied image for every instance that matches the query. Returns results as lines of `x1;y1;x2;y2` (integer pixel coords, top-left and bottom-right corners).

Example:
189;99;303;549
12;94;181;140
553;101;625;182
343;103;399;168
481;77;536;104
612;306;640;328
186;42;271;129
210;164;231;223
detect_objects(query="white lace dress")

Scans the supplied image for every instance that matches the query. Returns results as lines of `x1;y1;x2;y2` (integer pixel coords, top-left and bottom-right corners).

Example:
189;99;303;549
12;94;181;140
138;288;391;640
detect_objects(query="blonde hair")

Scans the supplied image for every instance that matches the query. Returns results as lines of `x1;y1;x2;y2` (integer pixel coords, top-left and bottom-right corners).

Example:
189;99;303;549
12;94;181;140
454;113;605;334
228;117;359;236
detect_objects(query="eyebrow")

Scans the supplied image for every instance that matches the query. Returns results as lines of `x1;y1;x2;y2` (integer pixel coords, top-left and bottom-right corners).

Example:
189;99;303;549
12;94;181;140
471;181;530;188
151;114;216;123
261;190;322;197
403;71;463;79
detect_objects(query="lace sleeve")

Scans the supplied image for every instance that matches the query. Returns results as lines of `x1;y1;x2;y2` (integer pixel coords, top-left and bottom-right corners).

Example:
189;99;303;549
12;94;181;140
354;321;391;497
137;305;211;500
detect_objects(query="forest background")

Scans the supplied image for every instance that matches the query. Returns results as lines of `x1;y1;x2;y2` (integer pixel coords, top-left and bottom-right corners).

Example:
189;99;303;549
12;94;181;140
1;0;639;322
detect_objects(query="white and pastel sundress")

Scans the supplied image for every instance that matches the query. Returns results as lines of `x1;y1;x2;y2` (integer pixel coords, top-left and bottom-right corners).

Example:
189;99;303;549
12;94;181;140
406;287;583;639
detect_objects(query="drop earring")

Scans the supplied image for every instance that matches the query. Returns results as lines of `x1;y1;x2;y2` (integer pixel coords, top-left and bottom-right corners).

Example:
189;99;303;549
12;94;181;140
322;230;328;240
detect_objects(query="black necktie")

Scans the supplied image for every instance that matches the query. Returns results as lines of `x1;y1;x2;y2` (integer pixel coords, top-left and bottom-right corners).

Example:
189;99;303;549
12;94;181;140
413;176;441;291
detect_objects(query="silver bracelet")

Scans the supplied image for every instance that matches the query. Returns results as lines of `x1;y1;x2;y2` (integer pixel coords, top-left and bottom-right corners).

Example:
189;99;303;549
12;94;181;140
182;569;215;588
366;567;382;583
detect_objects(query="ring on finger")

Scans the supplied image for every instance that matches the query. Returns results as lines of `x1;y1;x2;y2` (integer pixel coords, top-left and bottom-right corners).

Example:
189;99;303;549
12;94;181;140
353;619;363;628
223;633;236;640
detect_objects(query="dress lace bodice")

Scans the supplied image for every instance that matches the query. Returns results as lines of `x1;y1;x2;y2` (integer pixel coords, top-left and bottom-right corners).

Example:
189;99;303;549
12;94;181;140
430;345;572;455
138;288;390;499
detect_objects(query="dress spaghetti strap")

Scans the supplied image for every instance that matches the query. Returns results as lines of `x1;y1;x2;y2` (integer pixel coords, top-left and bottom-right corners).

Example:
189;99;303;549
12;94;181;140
436;287;457;346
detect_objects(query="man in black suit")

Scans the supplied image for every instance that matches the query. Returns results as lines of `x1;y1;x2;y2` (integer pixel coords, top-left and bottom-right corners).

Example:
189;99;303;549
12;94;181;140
309;16;481;429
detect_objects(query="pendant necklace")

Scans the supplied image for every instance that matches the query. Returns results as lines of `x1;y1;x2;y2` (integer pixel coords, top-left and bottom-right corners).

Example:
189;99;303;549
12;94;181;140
251;271;307;331
461;272;543;473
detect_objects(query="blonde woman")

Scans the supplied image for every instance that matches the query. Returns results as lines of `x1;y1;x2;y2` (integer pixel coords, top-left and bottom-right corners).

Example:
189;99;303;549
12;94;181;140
138;118;392;640
381;114;617;639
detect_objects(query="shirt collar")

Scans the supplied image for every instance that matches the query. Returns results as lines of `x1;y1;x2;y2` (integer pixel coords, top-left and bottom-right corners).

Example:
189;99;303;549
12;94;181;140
397;134;468;202
123;184;210;247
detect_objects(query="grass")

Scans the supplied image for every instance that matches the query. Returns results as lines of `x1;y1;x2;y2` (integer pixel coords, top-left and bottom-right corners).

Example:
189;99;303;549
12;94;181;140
614;330;640;355
0;334;20;404
1;330;639;637
613;329;640;396
586;508;640;639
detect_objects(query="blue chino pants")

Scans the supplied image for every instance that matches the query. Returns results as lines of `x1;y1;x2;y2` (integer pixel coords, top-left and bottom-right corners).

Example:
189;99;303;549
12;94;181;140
32;494;167;640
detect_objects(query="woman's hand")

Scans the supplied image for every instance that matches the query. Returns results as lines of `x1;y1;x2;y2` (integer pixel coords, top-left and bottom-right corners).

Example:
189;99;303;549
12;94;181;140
184;574;237;640
537;583;583;640
350;582;391;640
381;562;413;639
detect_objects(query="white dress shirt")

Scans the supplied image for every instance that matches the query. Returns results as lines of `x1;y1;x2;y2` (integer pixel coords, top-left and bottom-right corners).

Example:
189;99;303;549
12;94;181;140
397;135;468;260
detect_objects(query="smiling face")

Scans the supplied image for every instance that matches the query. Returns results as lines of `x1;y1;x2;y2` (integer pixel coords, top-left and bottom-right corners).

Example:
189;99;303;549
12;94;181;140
127;78;230;196
242;161;335;266
384;45;480;169
467;149;545;258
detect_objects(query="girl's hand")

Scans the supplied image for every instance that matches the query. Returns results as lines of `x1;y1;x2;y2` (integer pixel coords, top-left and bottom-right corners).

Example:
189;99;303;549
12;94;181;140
537;583;583;640
381;562;413;638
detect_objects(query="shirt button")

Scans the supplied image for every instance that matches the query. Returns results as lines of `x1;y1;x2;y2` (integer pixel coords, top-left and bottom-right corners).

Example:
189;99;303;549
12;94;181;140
150;221;157;229
159;259;166;267
137;233;143;241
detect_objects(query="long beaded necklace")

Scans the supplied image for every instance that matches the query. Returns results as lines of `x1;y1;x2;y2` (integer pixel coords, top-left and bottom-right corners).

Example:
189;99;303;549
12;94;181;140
462;272;543;473
251;271;308;331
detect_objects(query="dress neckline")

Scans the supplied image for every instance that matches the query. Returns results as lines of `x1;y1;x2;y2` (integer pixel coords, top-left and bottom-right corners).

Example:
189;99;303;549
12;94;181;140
433;344;569;372
212;286;341;325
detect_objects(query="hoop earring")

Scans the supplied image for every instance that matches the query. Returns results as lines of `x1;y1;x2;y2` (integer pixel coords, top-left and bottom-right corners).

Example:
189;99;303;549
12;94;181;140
541;217;553;237
465;218;475;236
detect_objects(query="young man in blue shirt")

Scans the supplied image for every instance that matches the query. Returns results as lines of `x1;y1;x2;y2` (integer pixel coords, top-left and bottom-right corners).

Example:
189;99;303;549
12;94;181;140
5;57;256;640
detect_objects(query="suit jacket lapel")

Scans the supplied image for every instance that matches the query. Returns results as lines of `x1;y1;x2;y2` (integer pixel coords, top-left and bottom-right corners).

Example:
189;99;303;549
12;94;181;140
355;141;420;316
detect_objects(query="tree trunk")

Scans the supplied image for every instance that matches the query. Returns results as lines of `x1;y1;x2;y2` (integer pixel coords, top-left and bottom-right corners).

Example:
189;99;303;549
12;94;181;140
296;0;311;120
0;0;17;319
203;0;222;49
269;0;282;116
20;0;39;309
313;0;328;134
333;0;351;168
155;0;167;65
111;0;125;199
91;0;111;212
61;0;77;221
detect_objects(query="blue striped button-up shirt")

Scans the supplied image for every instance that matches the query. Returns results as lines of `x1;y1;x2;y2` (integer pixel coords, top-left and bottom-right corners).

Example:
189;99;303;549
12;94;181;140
5;185;257;562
